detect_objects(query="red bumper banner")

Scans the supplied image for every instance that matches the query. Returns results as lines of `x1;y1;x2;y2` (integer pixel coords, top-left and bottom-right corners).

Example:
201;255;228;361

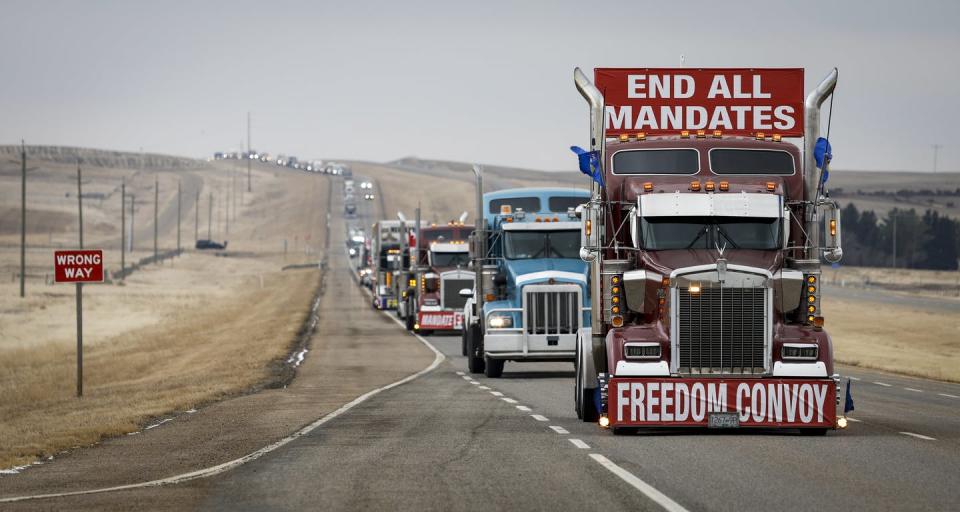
609;378;835;428
418;311;464;330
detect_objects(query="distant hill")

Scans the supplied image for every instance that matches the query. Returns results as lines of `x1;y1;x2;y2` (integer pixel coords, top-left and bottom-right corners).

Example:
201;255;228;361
386;157;584;187
0;145;205;172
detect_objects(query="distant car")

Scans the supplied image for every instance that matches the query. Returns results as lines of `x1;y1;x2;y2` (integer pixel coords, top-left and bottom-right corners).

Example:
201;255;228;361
214;152;224;160
360;181;373;189
196;239;228;250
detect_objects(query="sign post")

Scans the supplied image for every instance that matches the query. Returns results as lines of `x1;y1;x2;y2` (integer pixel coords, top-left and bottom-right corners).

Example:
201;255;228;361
54;250;104;397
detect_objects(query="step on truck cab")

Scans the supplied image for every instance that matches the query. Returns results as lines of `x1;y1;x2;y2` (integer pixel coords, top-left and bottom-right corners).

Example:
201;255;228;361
463;186;592;378
372;219;406;310
573;67;846;434
401;219;474;334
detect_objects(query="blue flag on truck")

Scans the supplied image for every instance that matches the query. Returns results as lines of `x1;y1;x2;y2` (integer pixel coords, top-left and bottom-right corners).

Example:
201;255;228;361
815;137;832;184
570;146;604;187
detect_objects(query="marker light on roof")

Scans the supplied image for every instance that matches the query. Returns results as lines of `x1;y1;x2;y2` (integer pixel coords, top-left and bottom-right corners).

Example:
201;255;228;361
755;132;766;140
690;181;701;191
696;130;706;138
643;182;653;192
705;181;716;192
772;134;783;142
619;134;629;142
636;132;646;141
712;130;722;138
719;181;729;192
766;181;777;191
680;130;690;138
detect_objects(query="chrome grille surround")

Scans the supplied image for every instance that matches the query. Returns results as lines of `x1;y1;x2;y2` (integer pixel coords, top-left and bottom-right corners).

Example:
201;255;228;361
522;284;581;335
440;270;474;310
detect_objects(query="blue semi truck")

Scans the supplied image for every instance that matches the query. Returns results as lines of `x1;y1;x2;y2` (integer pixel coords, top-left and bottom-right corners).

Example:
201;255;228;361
461;184;592;378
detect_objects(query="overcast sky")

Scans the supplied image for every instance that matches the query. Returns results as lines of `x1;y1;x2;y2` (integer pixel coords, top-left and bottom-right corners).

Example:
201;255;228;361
1;0;958;172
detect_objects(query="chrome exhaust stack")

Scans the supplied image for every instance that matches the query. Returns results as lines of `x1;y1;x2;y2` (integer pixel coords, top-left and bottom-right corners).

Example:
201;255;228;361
803;68;838;259
574;67;606;373
471;164;485;316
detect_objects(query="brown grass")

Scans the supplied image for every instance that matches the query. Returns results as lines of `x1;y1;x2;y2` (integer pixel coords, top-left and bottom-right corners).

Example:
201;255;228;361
824;295;960;382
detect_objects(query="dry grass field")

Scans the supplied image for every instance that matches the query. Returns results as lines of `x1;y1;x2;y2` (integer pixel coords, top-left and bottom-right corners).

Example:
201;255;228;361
0;148;329;468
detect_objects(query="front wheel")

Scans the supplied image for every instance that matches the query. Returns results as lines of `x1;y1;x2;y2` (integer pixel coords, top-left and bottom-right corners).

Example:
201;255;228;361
460;329;468;357
466;324;485;374
800;428;828;437
405;311;415;331
575;341;599;422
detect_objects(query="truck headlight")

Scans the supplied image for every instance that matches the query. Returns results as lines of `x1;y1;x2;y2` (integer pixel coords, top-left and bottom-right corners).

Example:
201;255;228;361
489;314;513;328
782;344;818;360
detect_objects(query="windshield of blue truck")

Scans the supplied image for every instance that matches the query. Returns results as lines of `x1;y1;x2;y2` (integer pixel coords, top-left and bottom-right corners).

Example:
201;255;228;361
639;217;780;250
431;251;470;267
504;230;580;259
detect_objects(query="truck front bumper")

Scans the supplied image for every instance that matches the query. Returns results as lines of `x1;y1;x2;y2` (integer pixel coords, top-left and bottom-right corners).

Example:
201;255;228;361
604;377;838;429
484;332;576;362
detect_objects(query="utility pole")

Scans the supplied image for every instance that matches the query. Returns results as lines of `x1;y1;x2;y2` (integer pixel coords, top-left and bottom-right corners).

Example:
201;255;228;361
76;159;84;398
247;111;252;193
225;183;230;236
207;191;213;239
121;177;126;278
19;141;26;298
153;175;159;262
932;144;942;173
892;212;897;268
177;180;181;252
195;189;199;243
130;194;136;252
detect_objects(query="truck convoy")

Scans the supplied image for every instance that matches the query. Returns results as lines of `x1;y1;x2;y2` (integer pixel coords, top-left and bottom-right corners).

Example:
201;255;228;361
400;220;474;334
462;186;592;378
572;67;845;434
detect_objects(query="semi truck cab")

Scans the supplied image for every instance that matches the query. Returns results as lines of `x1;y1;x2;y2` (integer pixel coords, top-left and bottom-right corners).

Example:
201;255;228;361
463;187;592;378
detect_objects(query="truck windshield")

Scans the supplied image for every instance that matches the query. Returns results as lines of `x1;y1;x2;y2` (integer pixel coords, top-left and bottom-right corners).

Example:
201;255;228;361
431;252;470;267
639;217;780;250
504;230;580;259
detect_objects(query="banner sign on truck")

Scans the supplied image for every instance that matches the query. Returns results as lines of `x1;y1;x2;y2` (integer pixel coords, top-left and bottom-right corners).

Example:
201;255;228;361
595;68;804;137
609;378;835;428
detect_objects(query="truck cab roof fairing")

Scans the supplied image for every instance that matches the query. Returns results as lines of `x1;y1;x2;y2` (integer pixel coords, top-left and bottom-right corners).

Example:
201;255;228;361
483;188;590;226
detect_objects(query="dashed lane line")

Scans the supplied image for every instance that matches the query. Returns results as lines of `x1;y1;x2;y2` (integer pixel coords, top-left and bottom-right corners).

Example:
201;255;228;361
589;454;690;512
845;417;862;423
455;371;464;376
531;414;549;422
501;397;518;404
848;376;861;381
516;405;532;412
549;426;569;434
461;375;473;381
469;381;480;385
490;391;504;397
939;393;959;399
478;386;490;390
900;432;936;441
904;387;922;393
568;439;590;449
874;381;892;387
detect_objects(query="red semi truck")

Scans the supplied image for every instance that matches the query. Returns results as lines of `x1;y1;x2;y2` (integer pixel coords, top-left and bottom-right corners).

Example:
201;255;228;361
572;67;847;434
400;220;474;335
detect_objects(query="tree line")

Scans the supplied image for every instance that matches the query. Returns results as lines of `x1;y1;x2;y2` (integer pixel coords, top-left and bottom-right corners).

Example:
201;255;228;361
838;203;960;270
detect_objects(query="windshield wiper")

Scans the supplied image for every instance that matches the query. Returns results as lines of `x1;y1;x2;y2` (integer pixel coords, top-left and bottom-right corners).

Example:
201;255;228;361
715;225;741;249
685;226;710;249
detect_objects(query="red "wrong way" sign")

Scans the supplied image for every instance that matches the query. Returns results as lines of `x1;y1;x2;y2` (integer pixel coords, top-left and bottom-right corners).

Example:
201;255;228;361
54;250;104;283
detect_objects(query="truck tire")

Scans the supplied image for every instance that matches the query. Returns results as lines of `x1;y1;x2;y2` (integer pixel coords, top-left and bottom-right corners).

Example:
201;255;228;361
466;324;485;374
460;330;468;357
800;428;828;436
484;357;504;378
405;312;415;331
575;342;599;422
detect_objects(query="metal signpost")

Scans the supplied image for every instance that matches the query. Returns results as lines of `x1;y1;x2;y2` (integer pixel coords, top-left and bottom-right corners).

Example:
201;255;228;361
54;250;104;397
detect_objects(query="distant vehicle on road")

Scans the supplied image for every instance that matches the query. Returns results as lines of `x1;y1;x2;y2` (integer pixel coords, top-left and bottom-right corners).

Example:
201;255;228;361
195;239;228;250
364;193;376;201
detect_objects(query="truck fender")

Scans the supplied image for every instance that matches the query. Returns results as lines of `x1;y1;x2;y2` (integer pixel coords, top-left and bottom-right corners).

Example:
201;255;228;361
577;328;599;388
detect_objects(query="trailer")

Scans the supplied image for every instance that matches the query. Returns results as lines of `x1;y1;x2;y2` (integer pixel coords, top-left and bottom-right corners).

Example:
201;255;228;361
572;67;847;434
371;219;406;310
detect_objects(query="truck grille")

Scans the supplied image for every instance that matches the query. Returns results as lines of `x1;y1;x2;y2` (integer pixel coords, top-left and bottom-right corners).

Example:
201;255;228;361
524;286;580;335
677;287;766;373
442;278;472;310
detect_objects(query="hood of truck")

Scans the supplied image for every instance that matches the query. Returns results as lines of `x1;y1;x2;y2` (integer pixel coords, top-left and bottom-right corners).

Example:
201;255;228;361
504;258;588;289
640;249;781;276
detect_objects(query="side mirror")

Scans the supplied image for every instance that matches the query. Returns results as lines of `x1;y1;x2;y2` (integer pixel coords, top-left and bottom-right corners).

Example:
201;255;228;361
821;202;843;263
580;202;599;262
629;205;639;248
782;208;791;250
459;288;474;298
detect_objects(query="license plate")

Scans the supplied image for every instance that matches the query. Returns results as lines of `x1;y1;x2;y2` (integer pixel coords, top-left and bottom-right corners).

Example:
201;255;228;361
708;412;740;429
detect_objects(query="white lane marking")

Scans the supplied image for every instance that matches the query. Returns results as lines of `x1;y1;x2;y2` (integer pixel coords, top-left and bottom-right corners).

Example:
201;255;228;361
874;381;892;387
845;417;862;423
455;371;464;376
589;454;689;512
516;405;532;412
904;387;922;393
501;397;518;404
469;381;480;386
568;438;590;449
900;432;936;441
490;391;504;397
939;393;959;399
461;375;473;381
531;414;549;422
1;306;446;504
549;425;569;434
478;386;490;390
847;376;861;381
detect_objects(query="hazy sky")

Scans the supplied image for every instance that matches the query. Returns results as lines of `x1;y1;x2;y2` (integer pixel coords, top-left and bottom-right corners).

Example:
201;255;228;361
2;0;958;172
